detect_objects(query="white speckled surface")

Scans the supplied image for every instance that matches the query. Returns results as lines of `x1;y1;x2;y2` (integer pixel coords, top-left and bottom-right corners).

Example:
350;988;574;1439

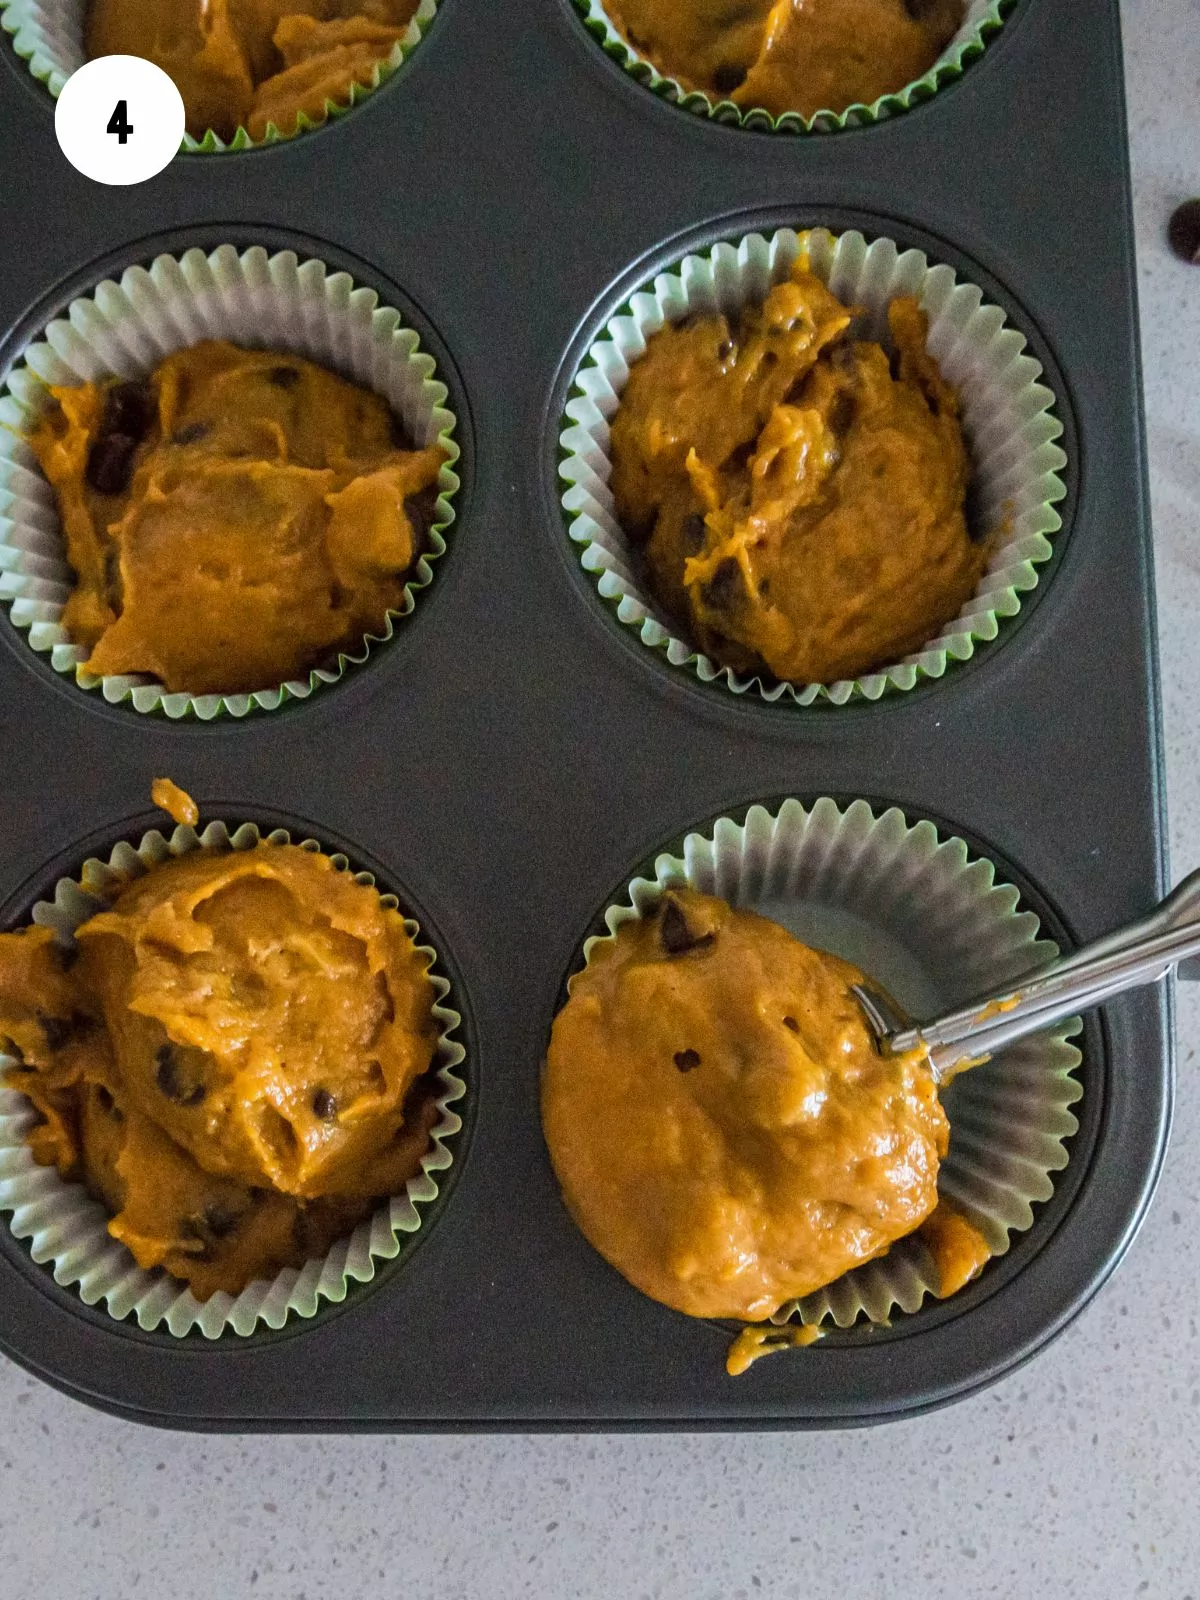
2;3;1198;1593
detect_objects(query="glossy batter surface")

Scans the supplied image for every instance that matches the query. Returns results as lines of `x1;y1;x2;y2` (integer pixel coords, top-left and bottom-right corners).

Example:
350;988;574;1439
610;262;982;685
0;844;439;1298
542;889;949;1321
605;0;965;118
27;341;445;697
85;0;419;140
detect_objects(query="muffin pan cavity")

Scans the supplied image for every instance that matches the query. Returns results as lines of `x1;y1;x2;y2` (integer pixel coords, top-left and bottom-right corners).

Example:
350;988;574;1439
0;807;474;1341
0;237;467;722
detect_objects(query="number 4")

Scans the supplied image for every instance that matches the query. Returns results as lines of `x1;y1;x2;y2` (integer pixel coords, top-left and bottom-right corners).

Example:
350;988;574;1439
107;100;133;144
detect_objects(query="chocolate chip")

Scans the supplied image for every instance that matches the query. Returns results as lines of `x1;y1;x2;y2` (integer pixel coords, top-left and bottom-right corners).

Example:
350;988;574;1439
902;0;940;16
268;365;300;389
716;338;735;362
37;1011;74;1052
85;432;139;495
404;484;441;556
659;894;715;956
155;1043;205;1106
202;1203;238;1239
782;1015;800;1033
312;1088;338;1121
170;421;211;446
828;390;857;436
701;558;741;612
674;1049;702;1073
389;410;416;451
51;941;79;973
94;1084;120;1117
712;63;746;95
681;511;707;554
1168;200;1200;265
105;381;153;442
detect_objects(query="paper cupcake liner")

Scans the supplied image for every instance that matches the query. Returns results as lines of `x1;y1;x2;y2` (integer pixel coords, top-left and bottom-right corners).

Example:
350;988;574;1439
0;242;460;719
572;0;1010;133
0;820;467;1338
561;226;1067;707
0;0;439;150
573;796;1082;1331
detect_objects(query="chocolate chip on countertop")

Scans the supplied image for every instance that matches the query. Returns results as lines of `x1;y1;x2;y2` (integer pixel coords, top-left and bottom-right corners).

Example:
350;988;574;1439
712;63;746;95
673;1049;702;1073
312;1088;338;1121
85;432;139;495
1168;200;1200;265
268;365;301;388
659;893;715;956
155;1042;206;1106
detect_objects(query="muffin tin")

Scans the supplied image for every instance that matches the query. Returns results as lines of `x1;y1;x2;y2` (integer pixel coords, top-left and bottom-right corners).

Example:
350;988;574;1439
0;0;1171;1428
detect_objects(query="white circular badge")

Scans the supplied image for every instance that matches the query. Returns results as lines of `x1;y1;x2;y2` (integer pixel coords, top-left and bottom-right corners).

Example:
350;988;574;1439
55;55;185;186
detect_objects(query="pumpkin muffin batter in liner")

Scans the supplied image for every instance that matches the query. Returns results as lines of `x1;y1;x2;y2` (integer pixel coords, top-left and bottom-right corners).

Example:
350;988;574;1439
544;797;1082;1341
0;244;460;720
0;818;467;1338
0;0;440;150
571;0;1010;133
559;226;1068;706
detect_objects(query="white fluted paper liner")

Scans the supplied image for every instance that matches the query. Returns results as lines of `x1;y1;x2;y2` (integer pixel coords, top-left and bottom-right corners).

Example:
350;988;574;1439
559;227;1067;706
0;821;467;1338
573;0;1008;133
0;0;439;150
577;797;1082;1330
0;242;460;719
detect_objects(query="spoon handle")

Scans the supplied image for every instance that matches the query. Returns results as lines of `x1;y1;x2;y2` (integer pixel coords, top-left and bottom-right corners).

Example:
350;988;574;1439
890;865;1200;1081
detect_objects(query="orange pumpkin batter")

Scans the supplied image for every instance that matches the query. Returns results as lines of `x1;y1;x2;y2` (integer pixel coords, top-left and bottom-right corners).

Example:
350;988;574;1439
27;340;445;697
604;0;965;118
542;888;950;1321
85;0;419;141
0;836;440;1298
610;261;982;686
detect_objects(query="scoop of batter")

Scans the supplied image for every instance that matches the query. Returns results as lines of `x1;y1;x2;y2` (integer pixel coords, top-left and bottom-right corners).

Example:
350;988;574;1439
609;262;982;685
542;889;948;1320
85;0;417;141
604;0;965;119
0;839;441;1298
27;340;445;697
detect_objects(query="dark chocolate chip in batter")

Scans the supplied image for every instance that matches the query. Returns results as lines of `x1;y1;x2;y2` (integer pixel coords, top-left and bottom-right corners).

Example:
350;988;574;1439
702;558;741;612
828;389;858;436
405;483;442;556
312;1088;338;1121
85;432;139;495
782;1015;800;1033
268;365;301;389
1168;200;1200;265
155;1042;206;1106
94;1084;121;1119
170;421;211;446
104;381;153;442
681;511;707;554
37;1011;74;1052
673;1048;702;1073
712;63;746;95
659;894;715;956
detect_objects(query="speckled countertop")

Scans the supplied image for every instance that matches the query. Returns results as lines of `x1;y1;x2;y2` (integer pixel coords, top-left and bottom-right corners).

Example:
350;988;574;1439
2;2;1198;1594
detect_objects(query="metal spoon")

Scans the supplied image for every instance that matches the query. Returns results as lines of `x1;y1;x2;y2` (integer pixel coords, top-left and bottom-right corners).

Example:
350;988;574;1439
851;865;1200;1083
